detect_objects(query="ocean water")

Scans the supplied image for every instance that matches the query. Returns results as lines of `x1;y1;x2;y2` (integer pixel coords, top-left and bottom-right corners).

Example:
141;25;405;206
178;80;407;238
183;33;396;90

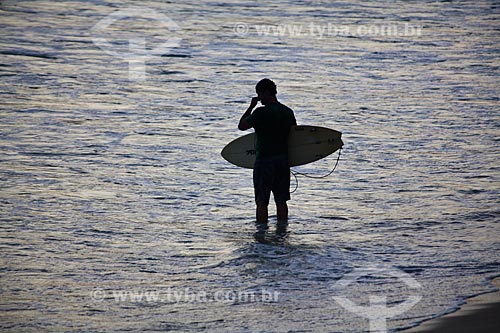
0;0;499;332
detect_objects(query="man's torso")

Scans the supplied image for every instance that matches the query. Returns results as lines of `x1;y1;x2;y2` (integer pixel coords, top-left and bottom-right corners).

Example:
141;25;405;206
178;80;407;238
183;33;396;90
247;102;296;159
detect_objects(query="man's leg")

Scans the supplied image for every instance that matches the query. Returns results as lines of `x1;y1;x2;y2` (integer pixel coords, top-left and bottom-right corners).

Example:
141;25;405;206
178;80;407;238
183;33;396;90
254;159;271;227
256;203;269;224
273;157;291;223
276;202;288;222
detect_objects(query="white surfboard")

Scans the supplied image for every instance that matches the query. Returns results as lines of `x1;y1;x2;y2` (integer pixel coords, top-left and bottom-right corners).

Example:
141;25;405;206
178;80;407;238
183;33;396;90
221;125;343;169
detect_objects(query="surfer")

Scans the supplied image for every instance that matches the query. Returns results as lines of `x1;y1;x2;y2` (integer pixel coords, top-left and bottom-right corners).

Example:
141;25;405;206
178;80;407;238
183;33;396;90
238;79;297;229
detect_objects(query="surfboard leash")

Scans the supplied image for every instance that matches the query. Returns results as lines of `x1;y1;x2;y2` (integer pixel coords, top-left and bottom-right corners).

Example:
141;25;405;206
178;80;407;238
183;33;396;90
290;149;342;193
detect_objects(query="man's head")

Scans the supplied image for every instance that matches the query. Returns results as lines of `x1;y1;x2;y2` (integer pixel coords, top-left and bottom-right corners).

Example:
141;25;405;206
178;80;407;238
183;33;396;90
255;78;278;105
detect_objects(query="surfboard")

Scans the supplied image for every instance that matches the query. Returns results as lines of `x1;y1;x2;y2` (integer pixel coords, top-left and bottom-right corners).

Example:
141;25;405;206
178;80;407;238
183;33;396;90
221;125;343;169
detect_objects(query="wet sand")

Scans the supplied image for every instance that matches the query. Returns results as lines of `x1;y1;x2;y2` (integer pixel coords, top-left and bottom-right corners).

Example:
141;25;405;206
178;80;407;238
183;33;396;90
404;277;500;333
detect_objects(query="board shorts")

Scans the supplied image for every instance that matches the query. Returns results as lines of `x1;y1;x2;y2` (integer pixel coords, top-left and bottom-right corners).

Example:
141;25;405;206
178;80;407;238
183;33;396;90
253;155;291;205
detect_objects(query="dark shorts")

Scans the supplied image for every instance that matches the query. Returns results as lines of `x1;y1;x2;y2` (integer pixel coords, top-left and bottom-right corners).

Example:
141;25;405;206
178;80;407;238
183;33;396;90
253;155;291;205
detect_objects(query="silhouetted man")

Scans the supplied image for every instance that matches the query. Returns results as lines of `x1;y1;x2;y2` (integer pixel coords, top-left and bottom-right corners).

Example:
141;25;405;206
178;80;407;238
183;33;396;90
238;79;297;229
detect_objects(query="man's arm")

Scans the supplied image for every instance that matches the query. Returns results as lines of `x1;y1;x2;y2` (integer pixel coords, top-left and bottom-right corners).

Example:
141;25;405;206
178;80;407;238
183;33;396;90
238;97;259;131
